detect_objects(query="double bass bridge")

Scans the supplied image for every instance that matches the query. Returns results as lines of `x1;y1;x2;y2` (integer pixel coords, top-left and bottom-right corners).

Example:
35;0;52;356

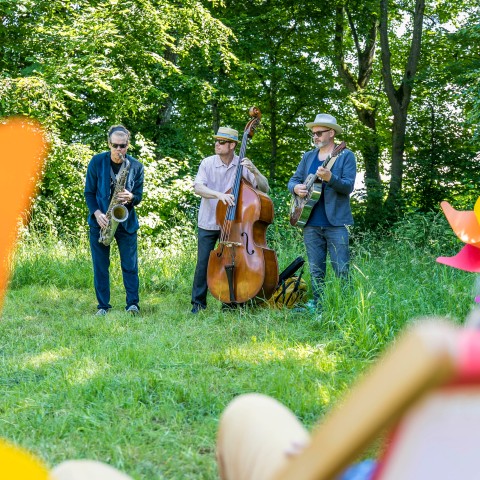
216;236;254;257
216;241;242;258
220;241;242;248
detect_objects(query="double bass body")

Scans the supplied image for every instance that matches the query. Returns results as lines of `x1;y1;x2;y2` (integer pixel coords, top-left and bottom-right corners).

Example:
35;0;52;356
206;107;278;305
207;178;278;304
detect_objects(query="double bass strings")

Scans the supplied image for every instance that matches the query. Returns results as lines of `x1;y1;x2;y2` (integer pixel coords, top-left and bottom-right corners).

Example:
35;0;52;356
220;133;249;243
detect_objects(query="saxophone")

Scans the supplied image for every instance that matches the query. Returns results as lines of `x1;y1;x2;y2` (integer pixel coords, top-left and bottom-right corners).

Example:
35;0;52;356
98;152;131;246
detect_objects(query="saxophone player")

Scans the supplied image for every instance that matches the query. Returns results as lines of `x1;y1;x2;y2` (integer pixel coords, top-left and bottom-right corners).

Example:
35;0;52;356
84;125;144;316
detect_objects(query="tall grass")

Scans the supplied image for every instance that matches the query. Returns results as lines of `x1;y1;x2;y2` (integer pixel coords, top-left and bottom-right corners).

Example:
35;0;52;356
1;215;475;478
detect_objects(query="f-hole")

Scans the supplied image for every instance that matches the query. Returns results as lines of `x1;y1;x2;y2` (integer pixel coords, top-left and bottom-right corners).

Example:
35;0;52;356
241;232;254;255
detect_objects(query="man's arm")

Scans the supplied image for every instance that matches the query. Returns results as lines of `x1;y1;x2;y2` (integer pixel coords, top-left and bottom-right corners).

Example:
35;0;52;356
241;158;269;193
84;157;109;228
287;152;309;194
84;158;100;214
194;183;235;206
252;170;269;194
326;151;356;195
129;162;144;206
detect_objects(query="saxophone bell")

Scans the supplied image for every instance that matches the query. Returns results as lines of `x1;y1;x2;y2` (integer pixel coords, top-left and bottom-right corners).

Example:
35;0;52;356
111;204;129;224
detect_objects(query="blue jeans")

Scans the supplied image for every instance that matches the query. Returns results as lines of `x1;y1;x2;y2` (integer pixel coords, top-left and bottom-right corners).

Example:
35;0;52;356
303;226;350;305
89;225;139;310
191;228;220;308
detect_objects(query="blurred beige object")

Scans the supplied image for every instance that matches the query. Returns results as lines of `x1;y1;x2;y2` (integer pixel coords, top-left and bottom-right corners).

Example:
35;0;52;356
51;460;133;480
218;318;480;480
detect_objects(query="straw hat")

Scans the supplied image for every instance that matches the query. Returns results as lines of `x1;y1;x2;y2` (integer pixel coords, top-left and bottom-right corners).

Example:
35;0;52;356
213;127;239;142
305;113;343;134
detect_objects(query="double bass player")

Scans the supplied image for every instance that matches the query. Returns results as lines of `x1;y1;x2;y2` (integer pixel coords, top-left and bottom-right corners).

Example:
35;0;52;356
191;127;270;314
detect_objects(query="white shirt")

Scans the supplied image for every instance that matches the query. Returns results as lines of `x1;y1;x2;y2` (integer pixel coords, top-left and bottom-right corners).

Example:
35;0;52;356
195;154;257;230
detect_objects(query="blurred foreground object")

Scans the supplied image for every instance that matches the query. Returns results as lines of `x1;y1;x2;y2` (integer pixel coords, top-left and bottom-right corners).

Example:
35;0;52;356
0;439;49;479
1;118;47;309
437;199;480;272
217;318;480;479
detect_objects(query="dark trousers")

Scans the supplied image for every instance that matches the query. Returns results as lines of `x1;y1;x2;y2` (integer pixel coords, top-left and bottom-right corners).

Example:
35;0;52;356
303;226;350;306
191;228;220;307
89;225;139;310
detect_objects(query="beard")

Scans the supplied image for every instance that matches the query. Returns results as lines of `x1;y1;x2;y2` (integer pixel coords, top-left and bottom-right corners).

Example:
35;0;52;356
313;140;327;149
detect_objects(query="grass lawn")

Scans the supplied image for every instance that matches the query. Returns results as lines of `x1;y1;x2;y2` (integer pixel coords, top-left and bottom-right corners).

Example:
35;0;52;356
0;227;473;478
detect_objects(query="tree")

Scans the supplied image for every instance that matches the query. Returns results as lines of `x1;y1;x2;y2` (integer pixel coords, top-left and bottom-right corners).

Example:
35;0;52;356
447;9;480;140
333;0;384;226
379;0;426;220
202;0;340;183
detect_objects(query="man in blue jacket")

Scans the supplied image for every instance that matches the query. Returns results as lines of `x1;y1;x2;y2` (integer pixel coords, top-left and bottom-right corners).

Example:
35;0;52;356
288;114;356;311
84;125;144;316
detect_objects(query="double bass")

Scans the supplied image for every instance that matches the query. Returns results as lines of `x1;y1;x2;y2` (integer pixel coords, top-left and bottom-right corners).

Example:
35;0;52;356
207;107;278;305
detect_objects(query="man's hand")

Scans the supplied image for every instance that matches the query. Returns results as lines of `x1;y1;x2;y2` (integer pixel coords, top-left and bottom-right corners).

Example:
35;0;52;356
117;189;133;204
316;166;332;182
217;192;235;206
240;157;259;175
294;184;308;198
94;210;109;228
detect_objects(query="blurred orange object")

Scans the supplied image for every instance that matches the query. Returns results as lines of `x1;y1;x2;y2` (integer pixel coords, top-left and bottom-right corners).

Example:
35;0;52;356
1;118;47;310
440;201;480;246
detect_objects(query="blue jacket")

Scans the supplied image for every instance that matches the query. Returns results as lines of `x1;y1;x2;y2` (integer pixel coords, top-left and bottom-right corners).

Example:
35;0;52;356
84;152;144;233
288;147;356;226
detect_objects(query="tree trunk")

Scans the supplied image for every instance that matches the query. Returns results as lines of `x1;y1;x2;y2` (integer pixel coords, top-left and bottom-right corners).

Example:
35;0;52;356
358;108;383;226
211;99;220;135
334;6;382;226
153;46;178;144
269;92;278;180
380;0;425;221
384;112;407;217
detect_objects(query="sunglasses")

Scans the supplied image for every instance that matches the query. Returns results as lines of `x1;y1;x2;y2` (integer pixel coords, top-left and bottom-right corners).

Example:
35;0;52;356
215;139;233;145
310;129;332;138
110;143;128;149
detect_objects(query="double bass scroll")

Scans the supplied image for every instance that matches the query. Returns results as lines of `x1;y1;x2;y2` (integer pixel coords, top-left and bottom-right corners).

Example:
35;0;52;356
206;107;279;305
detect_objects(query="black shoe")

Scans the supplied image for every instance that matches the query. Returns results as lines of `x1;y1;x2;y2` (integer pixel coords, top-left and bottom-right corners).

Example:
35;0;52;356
191;303;206;314
221;303;239;311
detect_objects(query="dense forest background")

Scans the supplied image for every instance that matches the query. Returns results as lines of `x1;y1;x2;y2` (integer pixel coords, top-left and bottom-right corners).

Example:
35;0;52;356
1;0;479;241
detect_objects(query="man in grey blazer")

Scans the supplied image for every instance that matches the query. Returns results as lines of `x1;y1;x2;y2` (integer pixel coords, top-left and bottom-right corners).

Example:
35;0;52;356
288;114;356;311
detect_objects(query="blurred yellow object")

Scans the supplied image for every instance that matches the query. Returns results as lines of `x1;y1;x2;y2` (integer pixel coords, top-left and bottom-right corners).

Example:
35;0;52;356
475;196;480;226
0;439;50;479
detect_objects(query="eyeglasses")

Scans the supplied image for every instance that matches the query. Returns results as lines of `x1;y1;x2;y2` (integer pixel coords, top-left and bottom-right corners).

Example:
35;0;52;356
310;129;332;138
215;140;233;145
110;143;128;149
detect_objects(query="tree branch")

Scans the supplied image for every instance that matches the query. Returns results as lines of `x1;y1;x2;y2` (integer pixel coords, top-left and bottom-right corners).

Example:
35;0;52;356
334;6;358;93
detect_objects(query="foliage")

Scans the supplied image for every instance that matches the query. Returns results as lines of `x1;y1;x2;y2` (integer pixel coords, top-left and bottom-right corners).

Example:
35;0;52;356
26;132;200;240
134;134;197;245
446;10;480;139
28;140;92;236
0;0;478;235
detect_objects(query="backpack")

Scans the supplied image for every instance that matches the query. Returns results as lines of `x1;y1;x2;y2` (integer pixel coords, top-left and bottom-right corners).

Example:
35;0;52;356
268;256;308;309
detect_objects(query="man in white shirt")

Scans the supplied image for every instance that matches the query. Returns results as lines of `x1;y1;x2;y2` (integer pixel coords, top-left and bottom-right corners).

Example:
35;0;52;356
191;127;270;313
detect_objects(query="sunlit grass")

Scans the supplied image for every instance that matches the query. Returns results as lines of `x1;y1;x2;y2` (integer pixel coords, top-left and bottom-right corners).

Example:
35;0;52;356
0;223;475;478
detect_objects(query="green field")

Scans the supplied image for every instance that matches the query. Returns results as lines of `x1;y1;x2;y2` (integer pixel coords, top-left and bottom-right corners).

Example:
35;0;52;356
0;222;473;479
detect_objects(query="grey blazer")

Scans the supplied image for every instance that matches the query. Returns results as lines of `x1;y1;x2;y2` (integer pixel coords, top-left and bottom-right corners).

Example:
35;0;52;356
287;147;356;226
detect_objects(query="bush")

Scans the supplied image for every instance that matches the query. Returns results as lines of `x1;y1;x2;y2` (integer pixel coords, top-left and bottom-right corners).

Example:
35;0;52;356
29;138;92;236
